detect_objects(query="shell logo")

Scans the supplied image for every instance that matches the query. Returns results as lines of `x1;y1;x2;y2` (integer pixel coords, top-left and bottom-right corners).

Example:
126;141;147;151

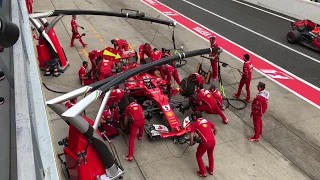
202;124;208;128
206;94;211;98
167;112;173;117
133;107;138;110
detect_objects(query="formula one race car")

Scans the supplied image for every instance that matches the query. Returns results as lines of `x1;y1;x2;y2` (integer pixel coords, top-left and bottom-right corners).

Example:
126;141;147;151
123;69;191;143
287;19;320;51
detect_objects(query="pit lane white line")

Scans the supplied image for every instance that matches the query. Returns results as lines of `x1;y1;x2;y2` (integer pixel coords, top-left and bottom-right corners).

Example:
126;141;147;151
181;0;320;64
232;0;295;22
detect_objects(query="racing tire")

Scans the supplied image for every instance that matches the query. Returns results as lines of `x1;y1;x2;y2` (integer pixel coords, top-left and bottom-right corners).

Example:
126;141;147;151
287;31;301;44
180;78;195;97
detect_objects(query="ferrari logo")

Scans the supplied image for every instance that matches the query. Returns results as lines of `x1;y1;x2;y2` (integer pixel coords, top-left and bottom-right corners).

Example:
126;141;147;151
133;107;138;110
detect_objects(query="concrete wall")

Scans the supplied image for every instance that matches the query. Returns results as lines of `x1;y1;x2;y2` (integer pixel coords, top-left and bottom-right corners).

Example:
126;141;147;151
243;0;320;23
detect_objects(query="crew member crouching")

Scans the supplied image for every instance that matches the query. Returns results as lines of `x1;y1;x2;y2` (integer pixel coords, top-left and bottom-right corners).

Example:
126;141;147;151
189;73;204;87
65;98;77;109
97;57;114;80
189;111;218;177
98;108;120;140
78;61;93;86
124;97;146;161
111;38;129;52
106;87;129;122
181;84;229;124
139;43;153;64
163;64;181;86
209;85;225;110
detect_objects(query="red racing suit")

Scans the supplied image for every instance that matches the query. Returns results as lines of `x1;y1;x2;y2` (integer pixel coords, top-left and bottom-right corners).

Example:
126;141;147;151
113;38;129;52
195;89;228;123
191;118;216;174
100;108;119;137
65;102;75;109
164;64;181;85
97;59;114;80
106;88;126;121
70;19;86;47
78;66;93;86
124;102;146;157
235;60;253;101
189;73;204;86
210;42;219;80
150;50;165;79
25;0;33;14
211;89;223;109
251;90;269;139
139;44;153;63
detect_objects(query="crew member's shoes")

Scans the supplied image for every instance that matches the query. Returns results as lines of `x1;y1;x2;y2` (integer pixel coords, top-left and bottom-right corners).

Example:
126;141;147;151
233;93;240;98
82;44;88;47
0;71;5;81
248;137;259;142
0;97;4;105
125;155;133;161
70;44;75;47
221;105;226;110
197;171;207;177
137;134;142;140
206;166;213;175
223;119;229;124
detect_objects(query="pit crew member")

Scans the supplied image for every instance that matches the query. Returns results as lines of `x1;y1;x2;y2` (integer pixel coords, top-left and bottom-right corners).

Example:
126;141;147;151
188;73;204;86
97;57;115;80
106;87;129;122
65;98;77;109
181;84;229;124
124;97;146;161
70;15;87;47
234;54;253;103
78;61;93;86
209;36;220;81
189;111;218;177
139;43;153;64
249;82;269;142
99;108;119;139
111;38;129;52
209;85;225;110
151;48;165;79
163;64;181;86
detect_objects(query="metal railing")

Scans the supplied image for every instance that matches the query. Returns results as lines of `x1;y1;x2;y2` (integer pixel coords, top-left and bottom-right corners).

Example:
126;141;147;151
11;0;60;179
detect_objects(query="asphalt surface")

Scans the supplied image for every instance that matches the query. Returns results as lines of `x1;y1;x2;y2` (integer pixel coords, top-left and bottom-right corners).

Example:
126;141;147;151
159;0;320;87
0;0;16;179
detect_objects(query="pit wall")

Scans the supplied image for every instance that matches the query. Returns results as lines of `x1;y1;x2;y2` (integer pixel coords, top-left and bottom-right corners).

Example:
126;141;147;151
243;0;320;23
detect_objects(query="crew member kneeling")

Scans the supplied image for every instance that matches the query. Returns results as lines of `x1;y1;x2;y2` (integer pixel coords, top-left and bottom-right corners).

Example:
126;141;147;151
124;97;146;161
181;84;229;124
249;82;269;142
209;85;225;110
78;61;93;86
99;108;119;139
189;73;204;87
97;58;114;80
189;112;218;177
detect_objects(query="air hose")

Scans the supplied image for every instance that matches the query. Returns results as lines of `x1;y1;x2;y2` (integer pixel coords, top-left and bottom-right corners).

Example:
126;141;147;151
43;82;69;94
217;57;247;110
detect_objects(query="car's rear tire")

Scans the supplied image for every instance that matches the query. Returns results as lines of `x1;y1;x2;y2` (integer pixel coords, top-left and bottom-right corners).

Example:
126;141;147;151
287;31;301;44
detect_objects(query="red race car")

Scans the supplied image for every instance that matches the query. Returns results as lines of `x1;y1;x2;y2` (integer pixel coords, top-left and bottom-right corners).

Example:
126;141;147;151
123;70;191;143
287;19;320;51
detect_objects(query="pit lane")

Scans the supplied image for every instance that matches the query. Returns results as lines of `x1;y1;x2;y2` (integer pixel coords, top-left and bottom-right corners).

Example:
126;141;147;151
158;0;320;88
33;0;320;179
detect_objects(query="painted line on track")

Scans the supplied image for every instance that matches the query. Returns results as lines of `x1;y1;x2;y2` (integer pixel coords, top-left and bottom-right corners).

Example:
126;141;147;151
231;0;295;22
141;0;320;109
181;0;320;64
